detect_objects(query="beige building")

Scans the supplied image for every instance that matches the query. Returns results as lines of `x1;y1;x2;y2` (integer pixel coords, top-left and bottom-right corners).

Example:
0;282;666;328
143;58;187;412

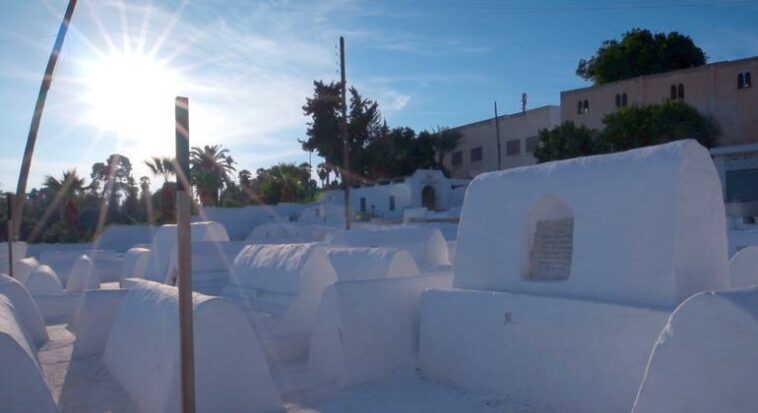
444;105;561;178
561;56;758;147
562;56;758;219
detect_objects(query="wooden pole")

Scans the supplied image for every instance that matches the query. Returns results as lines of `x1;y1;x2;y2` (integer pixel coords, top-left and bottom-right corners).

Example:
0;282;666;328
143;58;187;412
175;96;195;413
494;101;502;170
339;36;352;230
6;193;14;278
13;0;77;238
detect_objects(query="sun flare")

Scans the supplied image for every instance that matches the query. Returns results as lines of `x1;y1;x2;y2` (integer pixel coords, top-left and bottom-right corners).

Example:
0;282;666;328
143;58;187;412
82;51;180;139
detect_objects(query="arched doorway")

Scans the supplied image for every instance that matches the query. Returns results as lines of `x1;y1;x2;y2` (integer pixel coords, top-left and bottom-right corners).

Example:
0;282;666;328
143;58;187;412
421;185;437;211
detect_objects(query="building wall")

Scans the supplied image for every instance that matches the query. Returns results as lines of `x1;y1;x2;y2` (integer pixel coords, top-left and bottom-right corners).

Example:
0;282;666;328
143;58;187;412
443;105;561;178
319;170;470;218
561;56;758;147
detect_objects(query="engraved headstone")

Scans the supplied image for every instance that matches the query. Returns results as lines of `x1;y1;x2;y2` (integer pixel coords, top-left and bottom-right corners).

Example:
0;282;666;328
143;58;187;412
529;217;573;280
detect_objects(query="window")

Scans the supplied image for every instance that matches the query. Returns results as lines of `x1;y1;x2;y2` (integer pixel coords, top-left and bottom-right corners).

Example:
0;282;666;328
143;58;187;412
577;101;582;115
525;136;539;153
360;197;366;213
451;151;462;165
470;147;483;162
389;195;396;211
506;139;521;156
583;99;589;113
670;84;684;100
739;72;752;89
621;93;628;107
615;94;621;107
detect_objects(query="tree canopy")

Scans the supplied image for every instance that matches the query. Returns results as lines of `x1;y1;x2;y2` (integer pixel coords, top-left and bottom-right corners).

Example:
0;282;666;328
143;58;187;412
535;101;719;163
602;100;719;150
576;29;707;84
302;80;457;181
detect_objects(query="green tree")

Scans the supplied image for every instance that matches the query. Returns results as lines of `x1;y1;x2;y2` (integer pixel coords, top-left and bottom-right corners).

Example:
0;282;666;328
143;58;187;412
577;29;707;84
301;81;383;181
602;101;719;151
255;163;316;204
533;122;607;163
301;81;342;167
90;154;136;201
190;144;236;207
431;127;463;170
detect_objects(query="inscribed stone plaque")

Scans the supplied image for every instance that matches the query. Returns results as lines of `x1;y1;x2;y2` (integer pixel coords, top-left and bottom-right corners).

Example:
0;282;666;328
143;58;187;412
528;217;573;280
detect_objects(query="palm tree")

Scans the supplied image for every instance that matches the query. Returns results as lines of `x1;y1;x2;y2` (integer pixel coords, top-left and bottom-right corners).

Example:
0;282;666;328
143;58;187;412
144;157;175;183
42;169;86;226
144;157;176;223
190;145;236;207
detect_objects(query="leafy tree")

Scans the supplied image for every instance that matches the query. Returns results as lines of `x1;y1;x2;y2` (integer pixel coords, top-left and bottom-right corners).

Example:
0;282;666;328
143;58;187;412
190;144;236;207
577;29;707;84
602;101;719;151
302;81;383;181
431;127;463;170
533;122;607;163
302;81;342;168
90;154;136;202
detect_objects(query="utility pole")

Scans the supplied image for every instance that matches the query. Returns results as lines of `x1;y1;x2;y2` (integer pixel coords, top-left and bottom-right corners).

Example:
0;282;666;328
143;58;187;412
6;193;14;278
494;101;502;170
175;96;196;413
339;36;352;230
13;0;77;238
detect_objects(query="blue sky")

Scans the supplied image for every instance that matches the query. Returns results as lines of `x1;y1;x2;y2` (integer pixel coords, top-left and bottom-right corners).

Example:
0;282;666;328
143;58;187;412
1;0;757;190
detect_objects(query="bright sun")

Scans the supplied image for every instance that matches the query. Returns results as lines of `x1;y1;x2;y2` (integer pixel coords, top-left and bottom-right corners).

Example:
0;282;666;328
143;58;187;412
82;51;180;139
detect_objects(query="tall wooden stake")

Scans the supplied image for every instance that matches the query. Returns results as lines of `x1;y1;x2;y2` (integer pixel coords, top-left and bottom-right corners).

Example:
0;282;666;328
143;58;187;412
6;193;14;278
13;0;77;238
494;101;502;170
339;36;352;230
175;96;195;413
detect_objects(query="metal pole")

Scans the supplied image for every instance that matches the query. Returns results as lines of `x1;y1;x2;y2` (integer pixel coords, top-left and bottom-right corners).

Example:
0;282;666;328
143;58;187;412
13;0;77;238
6;194;14;278
494;101;502;170
339;36;352;230
175;96;195;413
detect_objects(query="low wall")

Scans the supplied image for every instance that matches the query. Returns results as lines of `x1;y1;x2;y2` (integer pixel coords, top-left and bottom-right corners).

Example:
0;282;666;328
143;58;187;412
0;296;58;413
0;274;48;347
309;275;451;389
103;280;282;412
419;289;669;413
632;287;758;413
94;225;156;252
